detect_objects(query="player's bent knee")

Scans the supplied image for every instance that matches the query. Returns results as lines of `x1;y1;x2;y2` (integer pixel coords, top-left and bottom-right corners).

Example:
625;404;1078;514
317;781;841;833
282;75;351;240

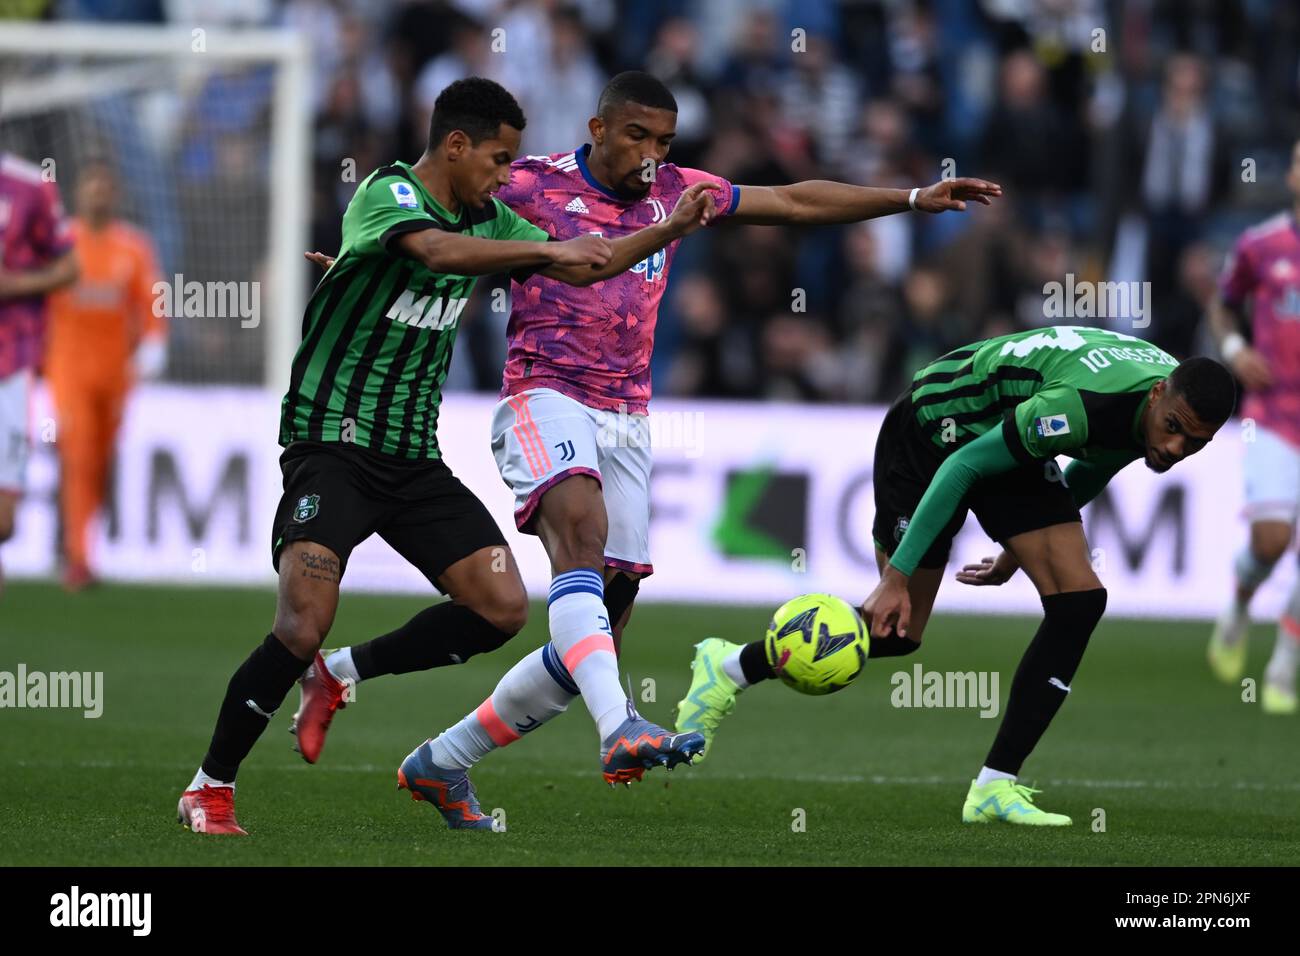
1250;525;1292;564
447;607;518;662
270;619;325;660
481;590;529;636
271;603;335;659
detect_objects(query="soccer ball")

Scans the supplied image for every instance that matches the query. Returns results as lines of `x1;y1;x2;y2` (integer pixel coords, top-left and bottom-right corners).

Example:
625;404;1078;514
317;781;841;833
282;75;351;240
765;593;869;696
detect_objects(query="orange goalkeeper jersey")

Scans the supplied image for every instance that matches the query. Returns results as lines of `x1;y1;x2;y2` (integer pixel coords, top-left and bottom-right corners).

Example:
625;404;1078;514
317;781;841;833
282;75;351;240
46;218;164;386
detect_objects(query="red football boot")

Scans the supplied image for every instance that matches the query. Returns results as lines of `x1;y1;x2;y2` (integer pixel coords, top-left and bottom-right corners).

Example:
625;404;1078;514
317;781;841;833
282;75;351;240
177;786;248;835
289;651;348;764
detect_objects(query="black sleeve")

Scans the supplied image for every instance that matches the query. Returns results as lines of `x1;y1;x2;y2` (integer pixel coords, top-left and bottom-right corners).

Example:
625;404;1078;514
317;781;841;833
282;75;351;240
379;219;442;258
1001;409;1035;465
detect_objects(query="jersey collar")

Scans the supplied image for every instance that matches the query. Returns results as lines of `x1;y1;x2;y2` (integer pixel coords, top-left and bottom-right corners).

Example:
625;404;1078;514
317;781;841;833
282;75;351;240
574;144;626;201
396;160;467;228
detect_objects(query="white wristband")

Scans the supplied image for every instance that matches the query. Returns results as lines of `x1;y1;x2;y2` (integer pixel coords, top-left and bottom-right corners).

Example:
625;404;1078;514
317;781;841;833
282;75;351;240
1221;332;1246;362
908;186;920;211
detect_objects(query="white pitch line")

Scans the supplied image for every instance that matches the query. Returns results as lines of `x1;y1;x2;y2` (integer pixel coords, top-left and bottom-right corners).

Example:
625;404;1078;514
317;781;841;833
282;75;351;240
12;758;1300;793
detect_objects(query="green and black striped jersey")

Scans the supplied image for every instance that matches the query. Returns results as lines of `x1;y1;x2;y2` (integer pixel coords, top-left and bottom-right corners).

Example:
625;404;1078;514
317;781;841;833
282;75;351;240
279;161;549;458
909;325;1179;463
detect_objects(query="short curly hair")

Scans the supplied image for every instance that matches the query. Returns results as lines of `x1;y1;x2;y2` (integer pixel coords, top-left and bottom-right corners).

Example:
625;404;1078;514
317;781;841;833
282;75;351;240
429;77;526;149
1169;356;1237;424
597;71;678;119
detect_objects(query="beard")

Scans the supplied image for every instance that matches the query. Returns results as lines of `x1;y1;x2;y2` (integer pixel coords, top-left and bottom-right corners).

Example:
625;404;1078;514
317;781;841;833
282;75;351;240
614;180;651;200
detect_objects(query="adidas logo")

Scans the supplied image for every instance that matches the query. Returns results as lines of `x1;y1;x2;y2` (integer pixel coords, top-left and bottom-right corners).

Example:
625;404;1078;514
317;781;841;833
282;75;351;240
565;196;589;214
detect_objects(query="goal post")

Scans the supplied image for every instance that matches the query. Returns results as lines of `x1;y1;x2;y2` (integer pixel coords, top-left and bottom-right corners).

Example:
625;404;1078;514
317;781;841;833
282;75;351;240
0;21;311;387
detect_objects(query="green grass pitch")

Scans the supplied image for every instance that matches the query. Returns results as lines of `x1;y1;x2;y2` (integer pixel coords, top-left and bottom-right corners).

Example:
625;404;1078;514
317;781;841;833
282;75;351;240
3;580;1297;866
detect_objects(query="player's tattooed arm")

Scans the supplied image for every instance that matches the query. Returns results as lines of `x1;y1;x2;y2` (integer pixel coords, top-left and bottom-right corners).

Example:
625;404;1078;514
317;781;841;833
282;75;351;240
299;551;340;584
727;178;1002;225
538;181;719;287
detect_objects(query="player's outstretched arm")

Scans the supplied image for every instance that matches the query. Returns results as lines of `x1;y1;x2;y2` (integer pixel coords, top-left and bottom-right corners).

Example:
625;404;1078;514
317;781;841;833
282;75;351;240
538;181;719;287
305;185;713;287
863;427;1021;637
396;230;613;278
0;249;78;300
728;178;1002;226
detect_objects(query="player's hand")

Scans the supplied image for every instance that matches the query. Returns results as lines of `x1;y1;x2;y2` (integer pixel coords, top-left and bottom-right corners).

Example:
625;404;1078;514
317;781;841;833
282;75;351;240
667;181;721;236
955;551;1020;587
132;335;168;381
550;234;614;268
1230;345;1274;391
861;565;911;638
304;251;336;272
913;177;1002;213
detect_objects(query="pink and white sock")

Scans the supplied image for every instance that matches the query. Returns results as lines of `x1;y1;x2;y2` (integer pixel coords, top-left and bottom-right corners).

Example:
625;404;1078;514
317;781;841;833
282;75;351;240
546;568;630;739
428;643;578;770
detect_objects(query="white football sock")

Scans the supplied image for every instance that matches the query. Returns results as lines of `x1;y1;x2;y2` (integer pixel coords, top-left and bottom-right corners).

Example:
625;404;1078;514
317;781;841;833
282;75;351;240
722;648;751;689
1234;546;1276;606
1215;601;1250;646
547;568;630;739
187;769;233;791
975;766;1017;787
324;647;360;684
1265;612;1300;689
428;643;578;771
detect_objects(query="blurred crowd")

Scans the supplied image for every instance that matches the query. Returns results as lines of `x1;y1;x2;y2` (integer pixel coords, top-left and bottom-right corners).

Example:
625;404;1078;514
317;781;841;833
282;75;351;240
23;0;1300;401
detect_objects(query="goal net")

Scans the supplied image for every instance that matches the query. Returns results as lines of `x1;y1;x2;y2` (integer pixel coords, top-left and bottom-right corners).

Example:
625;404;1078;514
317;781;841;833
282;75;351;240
0;22;310;386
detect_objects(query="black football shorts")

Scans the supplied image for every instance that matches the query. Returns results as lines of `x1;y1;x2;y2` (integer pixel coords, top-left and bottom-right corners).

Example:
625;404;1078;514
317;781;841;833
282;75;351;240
271;440;506;587
871;392;1081;570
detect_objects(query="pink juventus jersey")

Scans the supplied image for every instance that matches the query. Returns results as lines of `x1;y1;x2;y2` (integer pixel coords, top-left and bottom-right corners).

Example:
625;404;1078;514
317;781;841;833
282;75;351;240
1220;212;1300;449
0;153;74;378
498;144;738;413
